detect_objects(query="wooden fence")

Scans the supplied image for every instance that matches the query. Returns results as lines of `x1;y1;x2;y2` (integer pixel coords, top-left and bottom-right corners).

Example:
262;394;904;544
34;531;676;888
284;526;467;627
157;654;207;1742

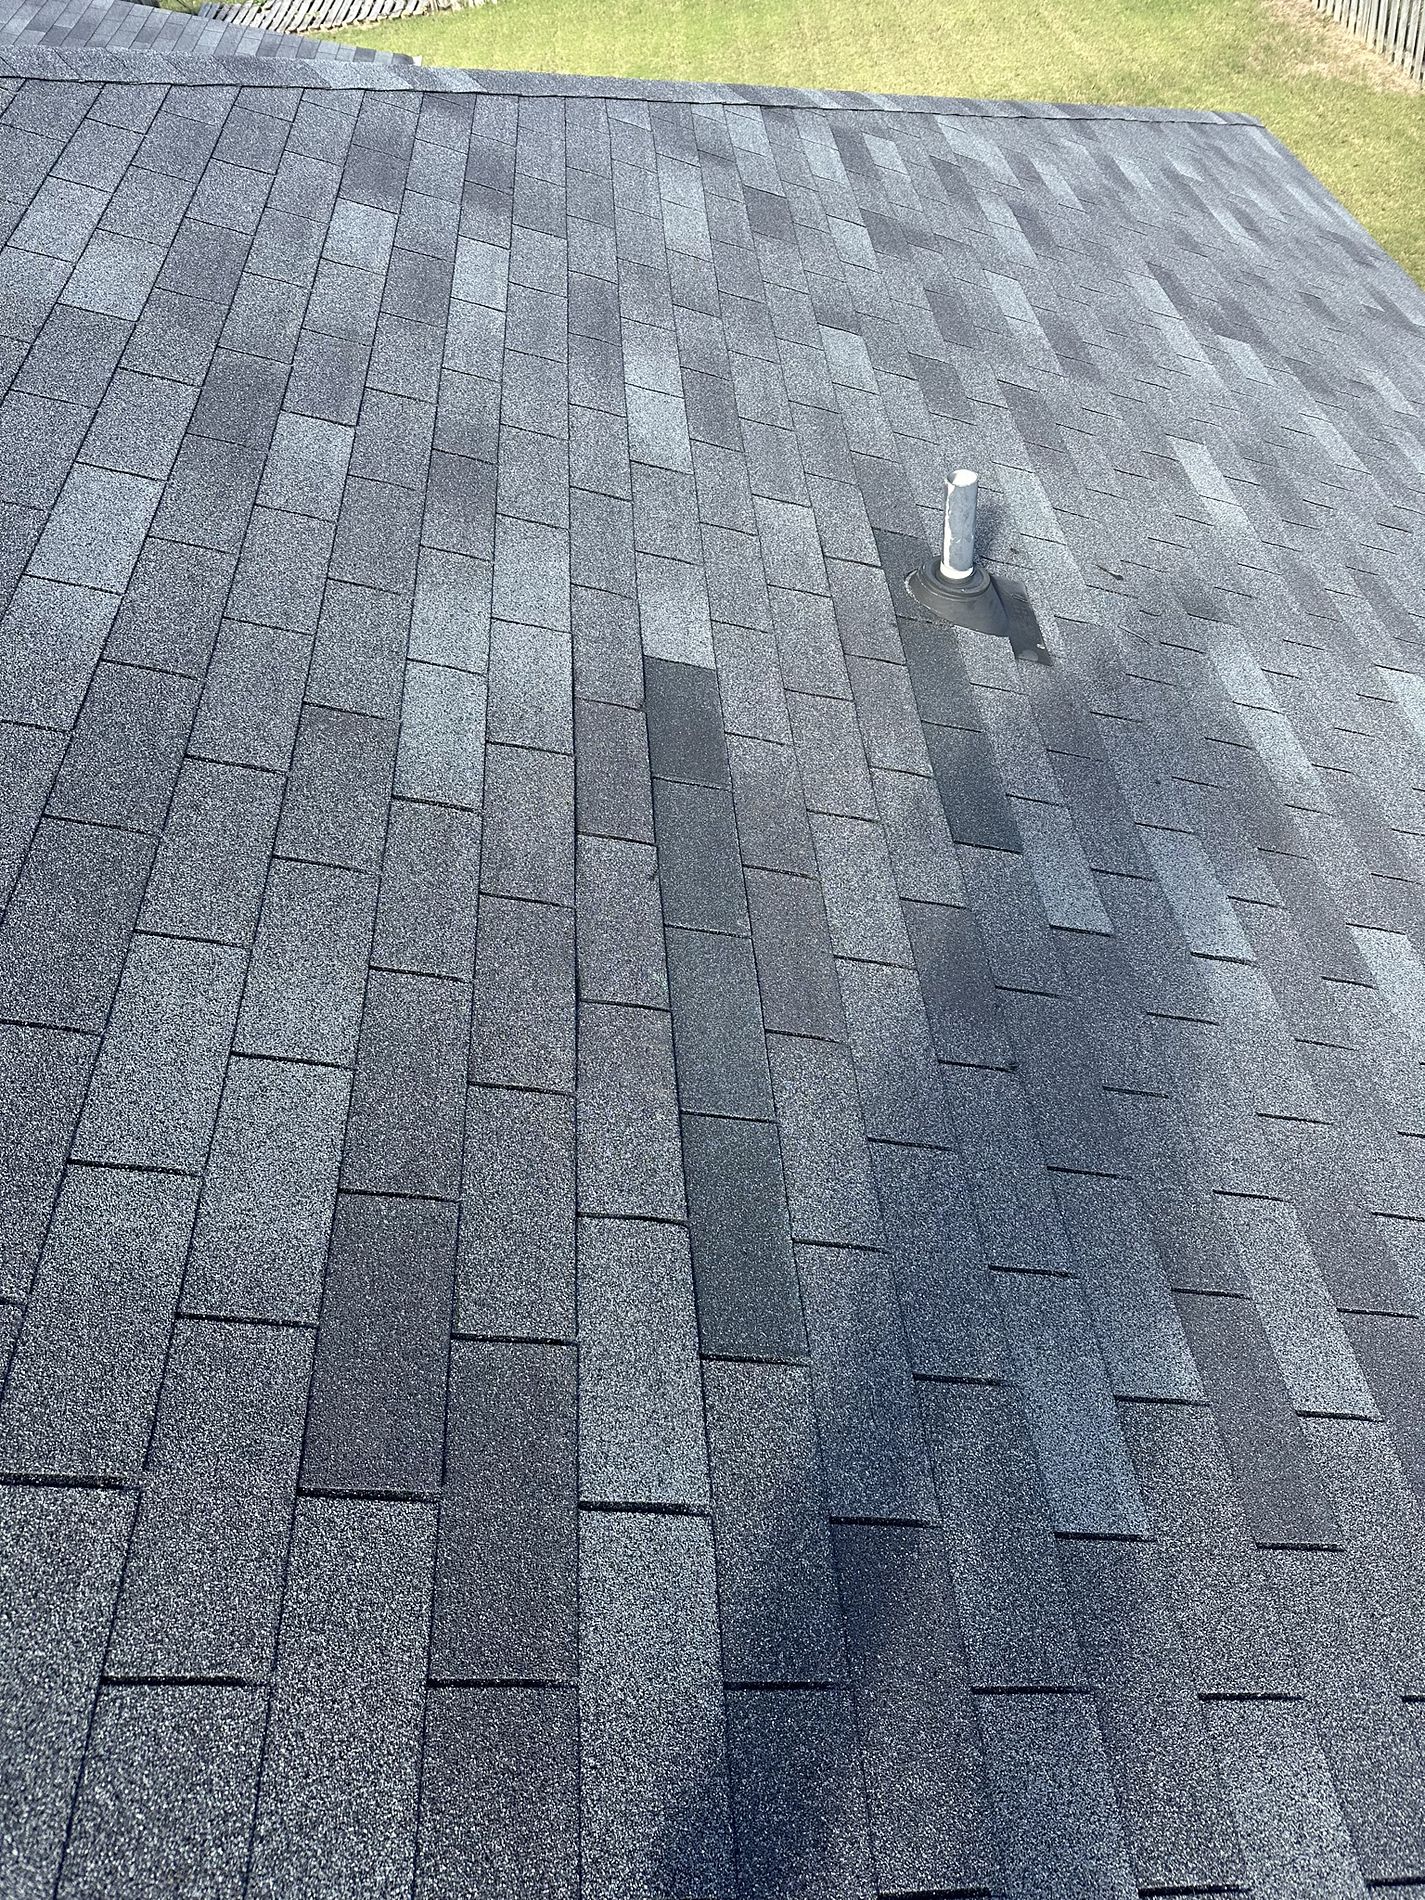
205;0;468;34
1314;0;1425;83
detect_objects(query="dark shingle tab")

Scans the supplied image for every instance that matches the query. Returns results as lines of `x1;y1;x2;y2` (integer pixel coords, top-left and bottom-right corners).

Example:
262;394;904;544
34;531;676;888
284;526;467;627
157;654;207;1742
302;1193;455;1493
434;1338;577;1681
418;1687;579;1900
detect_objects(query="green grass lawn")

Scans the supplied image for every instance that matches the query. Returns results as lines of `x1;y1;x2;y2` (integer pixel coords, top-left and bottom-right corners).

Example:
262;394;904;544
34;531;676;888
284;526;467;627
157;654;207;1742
350;0;1425;284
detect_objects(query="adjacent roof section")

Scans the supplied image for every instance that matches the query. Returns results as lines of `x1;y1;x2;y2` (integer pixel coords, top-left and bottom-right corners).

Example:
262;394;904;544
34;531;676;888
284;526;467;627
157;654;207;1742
2;44;1425;1900
0;0;412;61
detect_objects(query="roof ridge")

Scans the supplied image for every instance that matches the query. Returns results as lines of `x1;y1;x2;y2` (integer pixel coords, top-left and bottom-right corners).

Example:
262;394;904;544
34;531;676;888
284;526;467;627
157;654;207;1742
0;40;1266;124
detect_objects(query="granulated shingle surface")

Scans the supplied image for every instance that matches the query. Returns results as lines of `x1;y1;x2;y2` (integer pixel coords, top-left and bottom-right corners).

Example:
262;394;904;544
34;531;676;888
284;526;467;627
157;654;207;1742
1;41;1425;1897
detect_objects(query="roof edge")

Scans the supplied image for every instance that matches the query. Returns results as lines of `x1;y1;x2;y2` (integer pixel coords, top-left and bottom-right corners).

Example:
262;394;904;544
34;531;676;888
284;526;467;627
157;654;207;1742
0;41;1266;126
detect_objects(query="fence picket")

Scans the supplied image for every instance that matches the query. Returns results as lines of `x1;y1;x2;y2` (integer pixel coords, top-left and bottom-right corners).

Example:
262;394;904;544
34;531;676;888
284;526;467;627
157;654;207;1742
1313;0;1425;78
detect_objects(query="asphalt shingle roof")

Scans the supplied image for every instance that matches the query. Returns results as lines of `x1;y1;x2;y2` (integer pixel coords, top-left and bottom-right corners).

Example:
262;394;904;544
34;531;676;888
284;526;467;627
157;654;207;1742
2;40;1425;1899
0;0;413;63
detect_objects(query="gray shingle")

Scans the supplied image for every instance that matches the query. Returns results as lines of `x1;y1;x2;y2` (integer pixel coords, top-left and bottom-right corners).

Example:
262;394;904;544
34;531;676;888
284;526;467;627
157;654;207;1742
1052;1171;1202;1402
190;618;311;771
578;1216;708;1508
833;1522;996;1895
481;742;574;906
140;760;283;947
787;690;876;820
257;411;353;521
1202;1698;1367;1900
1175;1289;1339;1548
236;860;378;1068
329;474;423;594
0;818;152;1032
0;72;1423;1898
744;867;845;1041
651;775;748;933
273;705;394;873
711;618;789;743
106;539;234;680
0;1486;132;1900
433;1338;577;1679
418;1694;581;1900
79;369;198;482
766;1033;882;1248
1221;1193;1374;1419
995;1261;1155;1542
726;733;816;874
0;1165;197;1477
469;895;575;1094
487;616;572;753
579;1512;734;1900
184;1055;348;1325
871;1139;1004;1381
809;809;913;965
341;970;468;1199
920;1378;1084;1690
666;925;771;1118
71;933;245;1173
225;508;334;637
1337;1310;1425;1509
1264;1545;1425;1881
394;659;486;811
576;1002;684;1222
725;1688;873;1899
192;349;289;455
303;1193;452;1493
873;764;966;905
59;1685;261;1900
1060;1536;1245;1892
458;1083;575;1340
491;513;569;629
417;1688;578;1900
285;327;371;426
978;1693;1137;1900
0;1023;95;1303
572;586;642;708
681;1111;802;1361
0;576;117;729
797;1242;938;1522
107;1321;309;1680
957;841;1064;994
643;655;729;787
49;662;197;833
838;956;951;1148
941;1063;1077;1274
574;697;654;843
576;834;665;1008
1140;823;1256;962
0;392;93;512
704;1359;843;1684
1015;795;1114;934
637;551;714;666
0;721;61;905
372;797;480;979
148;435;262;558
249;1498;433;1900
15;305;128;410
1119;1398;1296;1695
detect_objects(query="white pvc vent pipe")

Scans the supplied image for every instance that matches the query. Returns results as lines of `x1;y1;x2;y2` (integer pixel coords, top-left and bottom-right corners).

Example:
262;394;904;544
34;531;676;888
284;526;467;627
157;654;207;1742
940;469;978;581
